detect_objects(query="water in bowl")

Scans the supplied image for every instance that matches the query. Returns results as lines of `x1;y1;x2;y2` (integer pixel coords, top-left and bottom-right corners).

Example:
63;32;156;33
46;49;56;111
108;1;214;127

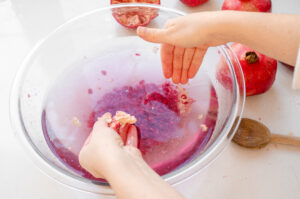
41;39;218;181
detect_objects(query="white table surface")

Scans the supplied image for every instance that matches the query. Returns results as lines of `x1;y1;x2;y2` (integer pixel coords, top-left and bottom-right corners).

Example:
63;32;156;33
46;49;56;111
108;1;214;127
1;0;300;198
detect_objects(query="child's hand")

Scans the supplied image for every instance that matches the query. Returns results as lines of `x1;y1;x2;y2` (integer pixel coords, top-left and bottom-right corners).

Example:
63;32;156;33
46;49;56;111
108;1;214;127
137;12;226;84
79;114;141;179
158;44;207;84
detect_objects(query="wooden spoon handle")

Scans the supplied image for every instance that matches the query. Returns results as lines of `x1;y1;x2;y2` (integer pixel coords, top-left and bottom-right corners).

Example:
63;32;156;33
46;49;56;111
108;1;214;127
270;134;300;147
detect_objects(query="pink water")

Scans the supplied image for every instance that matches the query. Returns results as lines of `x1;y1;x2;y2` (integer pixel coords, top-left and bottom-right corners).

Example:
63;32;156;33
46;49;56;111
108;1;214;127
41;51;218;182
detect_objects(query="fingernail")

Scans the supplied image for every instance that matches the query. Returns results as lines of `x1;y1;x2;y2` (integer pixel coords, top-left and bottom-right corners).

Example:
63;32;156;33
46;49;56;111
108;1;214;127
181;79;187;84
137;26;146;34
164;73;172;79
172;78;180;84
188;71;195;78
126;125;138;147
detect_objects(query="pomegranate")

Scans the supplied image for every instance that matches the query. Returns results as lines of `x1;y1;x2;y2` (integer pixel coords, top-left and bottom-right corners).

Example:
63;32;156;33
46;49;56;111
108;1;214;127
180;0;208;7
111;0;160;29
222;0;271;12
87;80;195;153
217;43;277;96
99;111;138;146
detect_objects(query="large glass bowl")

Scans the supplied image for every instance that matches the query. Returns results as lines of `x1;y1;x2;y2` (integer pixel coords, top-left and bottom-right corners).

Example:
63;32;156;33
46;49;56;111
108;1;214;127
10;4;245;195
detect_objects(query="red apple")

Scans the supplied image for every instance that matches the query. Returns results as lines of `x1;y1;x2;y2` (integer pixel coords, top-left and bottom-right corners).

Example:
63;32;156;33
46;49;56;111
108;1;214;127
217;43;277;96
180;0;208;7
222;0;272;12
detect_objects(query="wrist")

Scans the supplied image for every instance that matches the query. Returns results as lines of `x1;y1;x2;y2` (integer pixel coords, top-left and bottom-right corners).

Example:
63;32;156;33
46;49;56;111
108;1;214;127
205;11;242;46
95;147;144;181
91;147;123;178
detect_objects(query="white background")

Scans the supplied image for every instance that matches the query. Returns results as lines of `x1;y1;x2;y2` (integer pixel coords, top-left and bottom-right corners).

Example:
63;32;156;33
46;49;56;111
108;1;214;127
1;0;300;198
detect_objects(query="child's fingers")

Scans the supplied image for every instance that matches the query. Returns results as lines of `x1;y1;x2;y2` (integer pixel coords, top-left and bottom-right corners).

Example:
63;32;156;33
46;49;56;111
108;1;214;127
90;114;111;139
119;124;130;144
172;46;185;84
188;47;207;78
137;26;169;44
94;118;107;129
126;125;139;148
181;47;195;84
161;44;175;78
83;133;92;146
95;112;112;128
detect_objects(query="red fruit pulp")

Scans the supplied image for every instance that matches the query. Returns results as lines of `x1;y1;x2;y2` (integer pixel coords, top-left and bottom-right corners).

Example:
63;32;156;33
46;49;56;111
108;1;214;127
222;0;271;12
42;80;218;181
111;0;160;29
180;0;208;7
217;43;277;96
88;81;181;142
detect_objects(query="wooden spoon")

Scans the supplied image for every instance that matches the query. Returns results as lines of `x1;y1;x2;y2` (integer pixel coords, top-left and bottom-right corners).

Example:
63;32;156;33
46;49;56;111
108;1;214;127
232;118;300;148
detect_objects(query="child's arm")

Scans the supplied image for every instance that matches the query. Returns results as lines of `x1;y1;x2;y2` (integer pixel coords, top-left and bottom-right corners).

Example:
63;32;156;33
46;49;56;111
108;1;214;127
79;117;185;199
138;11;300;84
